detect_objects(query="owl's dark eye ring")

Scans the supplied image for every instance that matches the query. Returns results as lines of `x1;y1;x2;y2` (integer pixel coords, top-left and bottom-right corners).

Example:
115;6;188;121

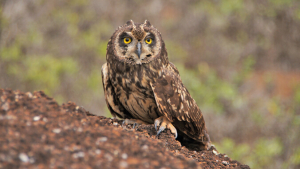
145;38;152;44
124;37;132;44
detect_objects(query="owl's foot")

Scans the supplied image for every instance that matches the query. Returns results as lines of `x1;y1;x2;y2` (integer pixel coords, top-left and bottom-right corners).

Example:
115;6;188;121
154;116;177;138
122;119;147;129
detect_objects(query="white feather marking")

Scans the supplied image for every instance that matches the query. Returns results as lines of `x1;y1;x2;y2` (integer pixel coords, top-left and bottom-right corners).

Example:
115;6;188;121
125;79;131;84
102;64;108;75
171;104;177;110
180;103;184;110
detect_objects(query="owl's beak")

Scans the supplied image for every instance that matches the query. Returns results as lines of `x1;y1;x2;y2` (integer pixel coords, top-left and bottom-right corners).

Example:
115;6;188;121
136;42;142;59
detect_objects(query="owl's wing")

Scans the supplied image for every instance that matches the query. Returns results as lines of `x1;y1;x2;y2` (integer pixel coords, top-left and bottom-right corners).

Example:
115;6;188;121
150;63;210;143
101;63;132;119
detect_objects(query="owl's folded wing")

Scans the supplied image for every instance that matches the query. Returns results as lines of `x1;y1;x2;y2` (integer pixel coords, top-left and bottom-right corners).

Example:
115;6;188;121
150;63;210;143
101;63;132;119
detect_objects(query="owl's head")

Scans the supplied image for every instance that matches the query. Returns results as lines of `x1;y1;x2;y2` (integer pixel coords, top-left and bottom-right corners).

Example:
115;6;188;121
107;20;167;65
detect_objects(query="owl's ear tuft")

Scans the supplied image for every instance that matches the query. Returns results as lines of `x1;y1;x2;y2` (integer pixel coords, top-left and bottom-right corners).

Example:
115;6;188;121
126;20;135;26
144;20;151;27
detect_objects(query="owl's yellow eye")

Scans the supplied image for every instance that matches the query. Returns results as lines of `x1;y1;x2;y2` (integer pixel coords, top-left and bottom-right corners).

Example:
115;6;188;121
145;38;152;44
124;37;132;44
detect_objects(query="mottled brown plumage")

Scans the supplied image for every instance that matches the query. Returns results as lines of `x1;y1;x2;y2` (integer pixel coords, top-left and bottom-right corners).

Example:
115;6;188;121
101;20;211;150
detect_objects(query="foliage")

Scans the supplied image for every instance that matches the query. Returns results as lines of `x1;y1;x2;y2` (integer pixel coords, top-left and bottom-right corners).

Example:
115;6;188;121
215;137;283;169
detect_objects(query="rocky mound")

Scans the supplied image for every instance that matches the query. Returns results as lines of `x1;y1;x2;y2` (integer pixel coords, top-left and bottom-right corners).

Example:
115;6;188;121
0;89;250;169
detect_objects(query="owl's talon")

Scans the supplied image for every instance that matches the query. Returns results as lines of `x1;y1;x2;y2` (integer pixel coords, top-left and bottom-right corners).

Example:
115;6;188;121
154;116;178;139
156;125;166;136
154;120;160;131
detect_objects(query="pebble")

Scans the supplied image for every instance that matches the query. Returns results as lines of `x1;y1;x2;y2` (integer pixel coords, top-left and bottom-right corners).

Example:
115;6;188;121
26;92;33;98
141;145;149;150
19;153;29;163
104;154;113;162
98;137;108;142
222;161;229;165
77;127;83;132
52;128;61;134
33;116;40;121
119;161;128;168
121;153;128;159
73;152;85;158
6;115;16;120
213;150;219;155
1;102;9;111
95;149;101;155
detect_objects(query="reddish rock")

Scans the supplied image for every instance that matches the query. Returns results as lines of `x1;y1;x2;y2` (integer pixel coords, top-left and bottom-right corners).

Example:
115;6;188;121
0;89;250;169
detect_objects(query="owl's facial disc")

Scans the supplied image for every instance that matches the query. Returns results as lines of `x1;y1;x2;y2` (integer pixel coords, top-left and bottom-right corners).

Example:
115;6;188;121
117;30;158;64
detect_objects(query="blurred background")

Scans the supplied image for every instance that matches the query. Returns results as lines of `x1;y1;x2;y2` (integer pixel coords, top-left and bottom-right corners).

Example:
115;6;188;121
1;0;300;168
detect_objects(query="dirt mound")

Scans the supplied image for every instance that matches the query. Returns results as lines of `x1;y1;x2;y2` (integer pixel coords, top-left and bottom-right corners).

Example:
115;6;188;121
0;89;250;169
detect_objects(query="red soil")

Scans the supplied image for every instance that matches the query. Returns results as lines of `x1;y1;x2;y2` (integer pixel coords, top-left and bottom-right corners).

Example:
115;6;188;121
0;89;250;169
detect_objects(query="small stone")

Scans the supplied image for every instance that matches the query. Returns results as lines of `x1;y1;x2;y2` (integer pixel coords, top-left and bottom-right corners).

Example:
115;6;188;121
64;146;69;151
222;161;229;165
26;92;33;98
141;145;148;150
52;128;61;134
95;149;101;155
121;153;128;159
104;154;113;161
29;158;35;164
19;153;29;163
1;102;9;111
213;149;219;155
6;115;16;120
113;122;119;126
98;137;107;142
43;117;48;122
77;152;85;158
73;152;85;158
119;161;128;168
33;116;40;121
77;127;83;132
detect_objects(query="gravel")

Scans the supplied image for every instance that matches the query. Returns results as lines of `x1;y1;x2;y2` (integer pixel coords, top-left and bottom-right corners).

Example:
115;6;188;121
0;89;250;169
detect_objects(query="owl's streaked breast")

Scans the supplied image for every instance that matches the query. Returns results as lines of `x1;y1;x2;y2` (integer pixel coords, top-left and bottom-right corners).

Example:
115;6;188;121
109;64;160;123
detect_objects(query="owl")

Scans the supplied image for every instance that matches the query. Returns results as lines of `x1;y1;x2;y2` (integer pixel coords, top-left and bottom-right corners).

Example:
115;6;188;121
102;20;211;150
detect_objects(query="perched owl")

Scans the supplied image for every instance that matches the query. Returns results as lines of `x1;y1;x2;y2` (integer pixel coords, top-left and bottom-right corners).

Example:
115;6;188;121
102;20;211;150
